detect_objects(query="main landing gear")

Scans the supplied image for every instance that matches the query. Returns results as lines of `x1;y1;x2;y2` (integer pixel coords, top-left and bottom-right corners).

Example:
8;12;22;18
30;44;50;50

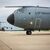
26;30;32;35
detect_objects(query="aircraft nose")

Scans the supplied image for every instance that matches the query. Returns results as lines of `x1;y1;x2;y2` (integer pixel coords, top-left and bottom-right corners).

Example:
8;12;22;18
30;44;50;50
7;13;14;25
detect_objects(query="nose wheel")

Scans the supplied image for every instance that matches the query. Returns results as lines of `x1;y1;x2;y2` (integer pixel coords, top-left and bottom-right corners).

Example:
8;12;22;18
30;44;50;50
26;30;32;35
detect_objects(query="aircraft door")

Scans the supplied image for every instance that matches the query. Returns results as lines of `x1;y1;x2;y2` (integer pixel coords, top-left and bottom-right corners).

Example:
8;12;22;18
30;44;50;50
34;18;41;30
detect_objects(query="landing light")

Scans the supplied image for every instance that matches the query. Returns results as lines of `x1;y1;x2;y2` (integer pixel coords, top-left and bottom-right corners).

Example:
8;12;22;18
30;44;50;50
30;22;33;25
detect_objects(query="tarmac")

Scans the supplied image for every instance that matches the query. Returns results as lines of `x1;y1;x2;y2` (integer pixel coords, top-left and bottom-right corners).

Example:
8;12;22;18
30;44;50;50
0;31;50;50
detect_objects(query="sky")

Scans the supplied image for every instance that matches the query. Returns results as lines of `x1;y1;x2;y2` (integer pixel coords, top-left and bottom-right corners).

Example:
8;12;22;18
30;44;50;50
0;0;50;7
0;0;50;30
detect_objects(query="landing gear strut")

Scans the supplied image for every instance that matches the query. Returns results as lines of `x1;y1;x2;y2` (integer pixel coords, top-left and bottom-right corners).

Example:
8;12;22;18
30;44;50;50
26;30;32;35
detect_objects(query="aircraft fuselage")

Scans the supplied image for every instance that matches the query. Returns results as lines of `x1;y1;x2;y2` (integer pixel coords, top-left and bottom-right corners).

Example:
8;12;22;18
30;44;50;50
13;6;50;30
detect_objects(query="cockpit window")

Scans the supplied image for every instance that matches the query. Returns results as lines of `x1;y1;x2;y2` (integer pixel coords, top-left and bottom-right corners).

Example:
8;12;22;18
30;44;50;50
18;8;24;13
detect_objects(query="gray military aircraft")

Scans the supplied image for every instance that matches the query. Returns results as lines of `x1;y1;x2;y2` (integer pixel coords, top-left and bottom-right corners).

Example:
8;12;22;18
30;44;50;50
6;6;50;35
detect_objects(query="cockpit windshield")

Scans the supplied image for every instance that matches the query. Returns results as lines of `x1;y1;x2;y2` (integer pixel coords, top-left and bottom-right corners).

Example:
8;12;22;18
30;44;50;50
17;8;24;13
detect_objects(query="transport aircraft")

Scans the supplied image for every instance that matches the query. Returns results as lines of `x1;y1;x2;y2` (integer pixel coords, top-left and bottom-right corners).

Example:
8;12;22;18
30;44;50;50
6;6;50;35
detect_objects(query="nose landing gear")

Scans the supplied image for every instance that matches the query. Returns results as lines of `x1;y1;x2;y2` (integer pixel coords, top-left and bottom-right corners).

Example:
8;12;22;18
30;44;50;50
26;30;32;35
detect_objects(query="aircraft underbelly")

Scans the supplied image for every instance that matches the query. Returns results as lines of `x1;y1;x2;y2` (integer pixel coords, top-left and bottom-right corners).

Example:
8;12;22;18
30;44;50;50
24;16;50;30
16;16;50;30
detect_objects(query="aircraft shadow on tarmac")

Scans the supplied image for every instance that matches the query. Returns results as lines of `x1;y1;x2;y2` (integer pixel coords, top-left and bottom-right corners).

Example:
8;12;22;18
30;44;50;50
11;33;50;36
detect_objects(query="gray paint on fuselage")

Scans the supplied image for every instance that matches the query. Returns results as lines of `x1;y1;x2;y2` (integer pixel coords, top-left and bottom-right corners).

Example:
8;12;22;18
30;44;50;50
14;6;50;30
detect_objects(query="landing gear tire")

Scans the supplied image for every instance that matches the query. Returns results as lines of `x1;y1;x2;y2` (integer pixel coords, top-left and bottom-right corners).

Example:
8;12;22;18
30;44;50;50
39;29;40;31
26;30;32;35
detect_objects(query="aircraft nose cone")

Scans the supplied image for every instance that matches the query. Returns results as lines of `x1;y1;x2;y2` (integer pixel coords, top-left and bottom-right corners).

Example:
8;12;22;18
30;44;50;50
7;13;14;25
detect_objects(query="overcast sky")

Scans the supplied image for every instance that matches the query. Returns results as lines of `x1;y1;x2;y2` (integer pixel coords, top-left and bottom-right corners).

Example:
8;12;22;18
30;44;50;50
0;0;50;7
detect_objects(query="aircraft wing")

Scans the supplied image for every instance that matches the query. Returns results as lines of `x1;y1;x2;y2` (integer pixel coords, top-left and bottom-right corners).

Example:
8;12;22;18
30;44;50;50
4;5;50;9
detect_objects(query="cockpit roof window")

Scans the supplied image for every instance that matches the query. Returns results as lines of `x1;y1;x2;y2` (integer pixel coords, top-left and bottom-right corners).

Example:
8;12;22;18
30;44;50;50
18;8;24;13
